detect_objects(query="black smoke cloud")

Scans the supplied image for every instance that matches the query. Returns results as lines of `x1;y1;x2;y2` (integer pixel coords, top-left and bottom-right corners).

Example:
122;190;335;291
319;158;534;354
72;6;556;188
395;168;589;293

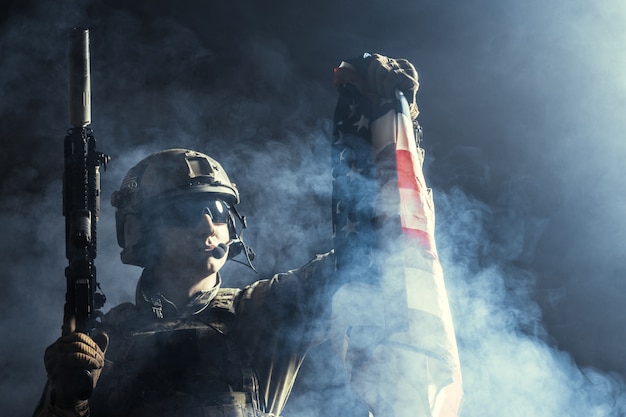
2;0;626;415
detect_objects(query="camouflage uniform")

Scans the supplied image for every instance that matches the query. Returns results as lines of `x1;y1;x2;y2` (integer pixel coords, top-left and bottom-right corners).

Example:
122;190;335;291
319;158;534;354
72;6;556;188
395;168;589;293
89;251;335;417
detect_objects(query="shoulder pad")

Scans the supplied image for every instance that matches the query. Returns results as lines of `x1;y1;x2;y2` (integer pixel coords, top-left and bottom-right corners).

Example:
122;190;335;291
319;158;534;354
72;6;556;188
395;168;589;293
208;288;242;315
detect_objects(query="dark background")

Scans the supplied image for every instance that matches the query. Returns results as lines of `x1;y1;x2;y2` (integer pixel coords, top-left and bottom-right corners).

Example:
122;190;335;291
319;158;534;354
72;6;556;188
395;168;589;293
1;0;625;415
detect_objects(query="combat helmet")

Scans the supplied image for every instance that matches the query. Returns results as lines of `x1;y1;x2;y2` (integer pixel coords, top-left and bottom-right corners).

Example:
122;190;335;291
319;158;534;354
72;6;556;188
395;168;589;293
111;148;253;267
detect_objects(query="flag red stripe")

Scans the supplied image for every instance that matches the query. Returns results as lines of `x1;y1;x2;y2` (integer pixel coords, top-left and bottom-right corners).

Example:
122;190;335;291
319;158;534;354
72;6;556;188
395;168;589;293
396;149;422;191
401;227;437;255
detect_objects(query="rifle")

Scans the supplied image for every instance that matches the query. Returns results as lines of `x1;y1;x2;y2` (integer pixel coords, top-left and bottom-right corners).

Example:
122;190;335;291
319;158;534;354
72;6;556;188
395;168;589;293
62;28;109;398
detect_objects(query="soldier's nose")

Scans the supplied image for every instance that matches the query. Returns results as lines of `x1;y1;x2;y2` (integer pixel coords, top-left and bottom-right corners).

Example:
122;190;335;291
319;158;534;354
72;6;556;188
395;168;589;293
200;211;218;236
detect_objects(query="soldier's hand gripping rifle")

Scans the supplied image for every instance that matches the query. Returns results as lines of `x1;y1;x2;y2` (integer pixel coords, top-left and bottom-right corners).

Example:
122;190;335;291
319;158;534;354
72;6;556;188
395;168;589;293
62;28;109;399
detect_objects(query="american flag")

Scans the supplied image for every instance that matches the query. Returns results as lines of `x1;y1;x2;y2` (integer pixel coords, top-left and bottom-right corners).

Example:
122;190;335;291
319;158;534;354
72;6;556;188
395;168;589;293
331;56;463;417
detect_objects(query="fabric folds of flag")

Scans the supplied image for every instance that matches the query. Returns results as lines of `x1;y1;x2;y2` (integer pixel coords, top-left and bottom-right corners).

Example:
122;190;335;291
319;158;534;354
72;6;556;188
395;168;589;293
330;59;463;417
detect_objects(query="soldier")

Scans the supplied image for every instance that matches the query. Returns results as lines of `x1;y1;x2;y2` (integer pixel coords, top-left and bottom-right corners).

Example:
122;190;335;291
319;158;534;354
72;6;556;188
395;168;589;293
34;54;458;417
41;147;338;417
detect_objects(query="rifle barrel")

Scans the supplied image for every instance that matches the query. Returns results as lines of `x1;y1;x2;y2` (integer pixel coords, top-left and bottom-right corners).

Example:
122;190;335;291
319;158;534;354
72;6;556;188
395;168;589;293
68;28;91;128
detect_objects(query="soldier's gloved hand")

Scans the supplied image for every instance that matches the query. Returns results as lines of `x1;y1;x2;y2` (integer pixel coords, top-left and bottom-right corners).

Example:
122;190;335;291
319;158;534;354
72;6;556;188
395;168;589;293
367;53;419;119
335;53;420;119
44;331;108;414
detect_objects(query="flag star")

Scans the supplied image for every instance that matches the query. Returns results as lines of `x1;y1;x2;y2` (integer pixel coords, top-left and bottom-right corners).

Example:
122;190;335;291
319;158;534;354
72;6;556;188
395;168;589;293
339;147;348;162
353;114;369;131
334;130;344;145
345;164;362;183
341;218;359;236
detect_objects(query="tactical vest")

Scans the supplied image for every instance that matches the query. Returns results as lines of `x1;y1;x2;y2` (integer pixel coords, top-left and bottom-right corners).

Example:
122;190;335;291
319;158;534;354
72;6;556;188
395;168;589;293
90;289;275;417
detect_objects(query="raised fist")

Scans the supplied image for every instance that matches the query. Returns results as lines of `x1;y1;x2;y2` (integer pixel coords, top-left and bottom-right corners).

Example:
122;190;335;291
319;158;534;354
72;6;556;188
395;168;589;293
367;53;419;115
335;53;420;119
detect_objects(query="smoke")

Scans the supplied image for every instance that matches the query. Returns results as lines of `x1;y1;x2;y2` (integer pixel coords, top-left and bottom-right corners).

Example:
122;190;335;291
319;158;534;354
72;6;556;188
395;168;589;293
422;0;626;382
2;0;626;416
436;186;626;416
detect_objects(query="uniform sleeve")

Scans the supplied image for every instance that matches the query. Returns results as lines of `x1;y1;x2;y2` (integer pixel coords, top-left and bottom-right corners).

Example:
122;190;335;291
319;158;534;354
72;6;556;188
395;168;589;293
330;55;463;417
234;250;336;416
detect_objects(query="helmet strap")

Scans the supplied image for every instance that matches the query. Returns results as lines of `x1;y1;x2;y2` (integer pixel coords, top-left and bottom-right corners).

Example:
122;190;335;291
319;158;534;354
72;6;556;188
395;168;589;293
229;205;256;272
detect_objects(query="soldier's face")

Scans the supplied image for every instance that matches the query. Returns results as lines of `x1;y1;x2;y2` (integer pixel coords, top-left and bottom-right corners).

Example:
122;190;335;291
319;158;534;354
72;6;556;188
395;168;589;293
155;212;231;282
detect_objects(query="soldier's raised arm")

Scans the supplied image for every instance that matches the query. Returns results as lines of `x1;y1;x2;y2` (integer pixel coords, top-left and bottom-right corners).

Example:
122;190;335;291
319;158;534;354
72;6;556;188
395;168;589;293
330;53;463;417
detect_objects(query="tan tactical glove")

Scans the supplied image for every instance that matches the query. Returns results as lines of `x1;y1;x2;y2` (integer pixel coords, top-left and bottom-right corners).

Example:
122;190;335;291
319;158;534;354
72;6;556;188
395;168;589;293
44;331;108;416
367;53;419;119
335;53;420;120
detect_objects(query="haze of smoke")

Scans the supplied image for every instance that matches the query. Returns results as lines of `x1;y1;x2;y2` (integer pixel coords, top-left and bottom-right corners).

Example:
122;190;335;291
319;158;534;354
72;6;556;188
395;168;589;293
436;186;626;417
3;1;626;416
